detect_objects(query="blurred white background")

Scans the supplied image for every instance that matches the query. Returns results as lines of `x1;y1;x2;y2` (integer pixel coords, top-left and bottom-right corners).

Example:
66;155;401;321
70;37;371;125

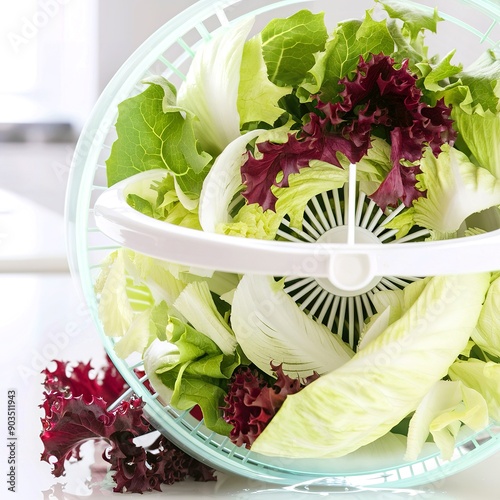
0;0;199;271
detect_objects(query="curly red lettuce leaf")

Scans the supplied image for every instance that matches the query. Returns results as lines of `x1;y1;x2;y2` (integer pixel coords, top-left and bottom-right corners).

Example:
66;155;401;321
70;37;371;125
223;364;319;448
42;358;127;406
40;394;149;477
107;429;215;493
241;53;455;212
40;359;216;493
241;135;320;211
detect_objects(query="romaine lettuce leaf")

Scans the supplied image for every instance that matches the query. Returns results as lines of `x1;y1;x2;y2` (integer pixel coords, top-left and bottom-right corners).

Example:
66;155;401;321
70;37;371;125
177;18;254;156
405;380;488;461
449;358;500;422
231;274;354;378
144;316;242;435
251;273;490;458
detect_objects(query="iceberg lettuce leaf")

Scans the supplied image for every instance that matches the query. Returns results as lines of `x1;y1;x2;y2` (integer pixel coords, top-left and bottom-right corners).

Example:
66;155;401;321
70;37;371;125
174;281;237;355
412;145;500;236
449;358;500;422
238;36;291;127
261;10;328;88
405;380;488;461
231;274;354;378
177;18;254;156
252;273;490;458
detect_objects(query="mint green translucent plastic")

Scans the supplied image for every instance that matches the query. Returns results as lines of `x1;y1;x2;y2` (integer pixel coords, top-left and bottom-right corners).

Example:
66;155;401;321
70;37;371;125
66;0;500;489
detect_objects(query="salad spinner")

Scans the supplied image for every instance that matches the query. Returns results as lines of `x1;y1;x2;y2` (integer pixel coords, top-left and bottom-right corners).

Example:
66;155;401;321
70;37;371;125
66;0;500;490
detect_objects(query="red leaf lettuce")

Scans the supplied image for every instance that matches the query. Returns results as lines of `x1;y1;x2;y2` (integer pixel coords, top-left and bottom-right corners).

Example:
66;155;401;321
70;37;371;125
223;364;319;448
40;360;215;493
241;53;455;212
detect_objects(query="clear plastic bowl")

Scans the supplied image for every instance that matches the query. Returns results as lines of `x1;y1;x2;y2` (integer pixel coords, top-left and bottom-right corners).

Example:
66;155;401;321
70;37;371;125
66;0;500;489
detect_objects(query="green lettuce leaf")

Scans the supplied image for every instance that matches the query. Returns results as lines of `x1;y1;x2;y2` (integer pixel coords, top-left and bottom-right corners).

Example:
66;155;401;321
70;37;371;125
299;11;394;102
95;249;192;357
96;250;146;339
126;171;202;229
106;79;211;198
471;274;500;358
238;36;291;127
405;380;488;461
273;162;348;229
358;278;429;350
231;274;354;378
199;129;265;233
453;109;500;179
449;358;500;422
412;145;500;237
377;0;441;43
217;203;282;240
145;317;242;435
417;50;463;100
177;18;254;156
251;273;490;458
261;10;328;87
356;137;393;197
174;281;237;355
440;50;500;115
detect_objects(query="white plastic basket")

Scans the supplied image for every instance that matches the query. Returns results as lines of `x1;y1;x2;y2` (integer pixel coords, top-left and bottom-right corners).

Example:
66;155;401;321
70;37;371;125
66;0;500;489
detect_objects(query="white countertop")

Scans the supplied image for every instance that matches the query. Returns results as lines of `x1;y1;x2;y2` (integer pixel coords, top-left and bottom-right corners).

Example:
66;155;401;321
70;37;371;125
0;192;499;499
